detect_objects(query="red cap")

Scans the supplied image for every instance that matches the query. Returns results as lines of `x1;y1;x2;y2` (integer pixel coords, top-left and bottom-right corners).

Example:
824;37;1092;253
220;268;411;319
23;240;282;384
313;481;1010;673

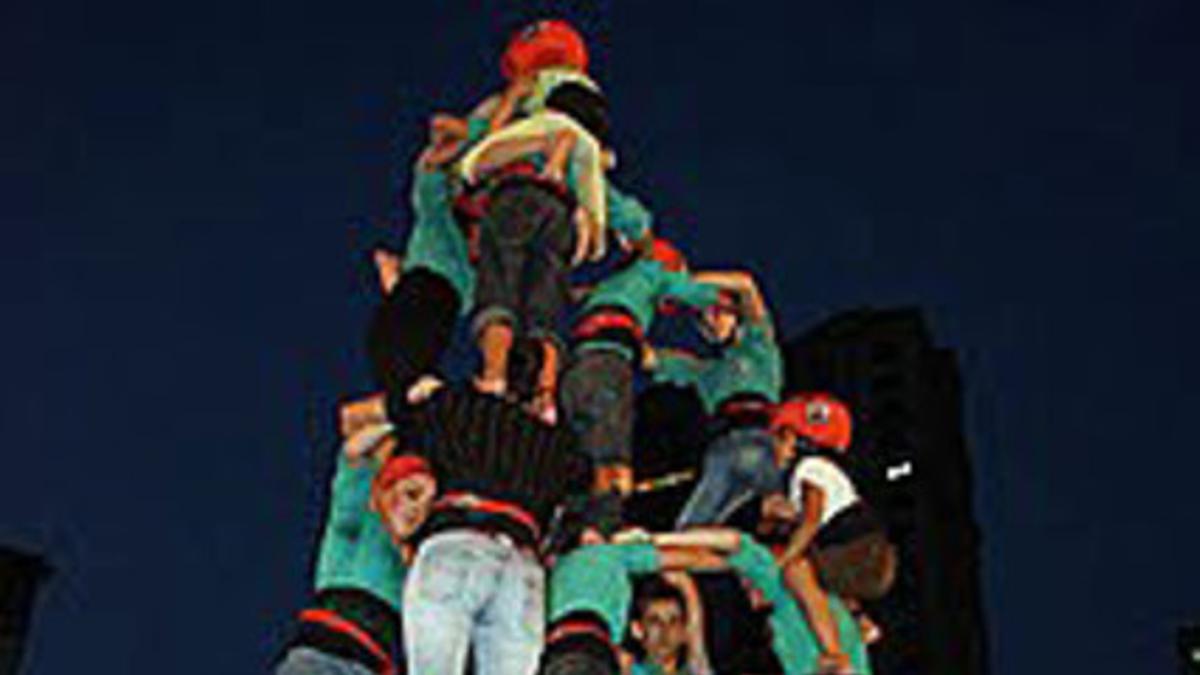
650;238;687;273
770;393;853;450
373;455;432;493
501;19;589;81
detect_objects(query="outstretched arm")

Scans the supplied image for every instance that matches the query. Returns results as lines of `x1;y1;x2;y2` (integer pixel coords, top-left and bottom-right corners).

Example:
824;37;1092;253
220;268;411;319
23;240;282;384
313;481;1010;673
690;270;769;323
649;527;743;553
779;481;826;565
488;76;534;133
663;572;714;675
542;128;578;183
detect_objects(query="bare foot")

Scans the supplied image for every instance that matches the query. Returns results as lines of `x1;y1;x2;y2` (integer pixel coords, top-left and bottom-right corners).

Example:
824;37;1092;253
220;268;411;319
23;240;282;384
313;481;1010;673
373;249;402;295
473;376;508;398
857;613;884;645
527;387;558;425
406;375;444;404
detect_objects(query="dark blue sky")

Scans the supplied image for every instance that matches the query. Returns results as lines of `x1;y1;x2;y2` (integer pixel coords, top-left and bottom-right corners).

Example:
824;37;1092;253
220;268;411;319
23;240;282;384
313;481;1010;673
3;1;1197;673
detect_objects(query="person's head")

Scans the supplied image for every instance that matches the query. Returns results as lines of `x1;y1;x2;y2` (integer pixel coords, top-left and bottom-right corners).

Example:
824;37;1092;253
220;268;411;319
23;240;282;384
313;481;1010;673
541;631;620;675
370;453;437;542
544;81;610;147
631;577;690;667
501;19;589;81
769;392;853;460
699;291;742;347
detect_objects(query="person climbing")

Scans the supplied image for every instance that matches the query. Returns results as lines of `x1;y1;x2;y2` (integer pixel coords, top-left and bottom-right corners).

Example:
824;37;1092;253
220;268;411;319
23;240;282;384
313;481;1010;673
772;393;897;671
725;531;873;675
274;426;434;675
646;271;787;528
456;19;654;423
558;238;722;495
380;382;590;675
364;110;490;398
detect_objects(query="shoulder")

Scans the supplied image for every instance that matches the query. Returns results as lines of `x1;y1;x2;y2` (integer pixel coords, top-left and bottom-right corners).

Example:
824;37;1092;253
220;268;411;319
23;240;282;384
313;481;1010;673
793;456;846;486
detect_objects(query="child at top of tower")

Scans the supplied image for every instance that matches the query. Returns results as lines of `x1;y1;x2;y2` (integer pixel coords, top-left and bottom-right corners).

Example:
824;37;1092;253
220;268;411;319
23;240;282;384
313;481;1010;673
452;18;654;424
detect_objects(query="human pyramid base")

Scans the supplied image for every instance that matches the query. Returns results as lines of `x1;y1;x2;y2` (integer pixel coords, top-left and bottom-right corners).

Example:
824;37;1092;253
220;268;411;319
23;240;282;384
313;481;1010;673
275;19;898;675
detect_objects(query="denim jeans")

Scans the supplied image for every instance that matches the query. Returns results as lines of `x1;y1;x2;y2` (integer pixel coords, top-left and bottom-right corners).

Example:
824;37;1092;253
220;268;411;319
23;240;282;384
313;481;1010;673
676;427;784;528
558;349;634;464
473;178;576;340
275;646;378;675
404;529;545;675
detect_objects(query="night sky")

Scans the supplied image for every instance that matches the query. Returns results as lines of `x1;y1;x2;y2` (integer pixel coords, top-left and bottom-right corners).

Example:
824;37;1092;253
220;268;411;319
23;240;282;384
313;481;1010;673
3;1;1198;673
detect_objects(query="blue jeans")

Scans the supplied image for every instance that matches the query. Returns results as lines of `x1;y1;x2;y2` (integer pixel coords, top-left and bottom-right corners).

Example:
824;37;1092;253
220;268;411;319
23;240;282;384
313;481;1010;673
676;427;784;528
403;529;545;675
275;646;377;675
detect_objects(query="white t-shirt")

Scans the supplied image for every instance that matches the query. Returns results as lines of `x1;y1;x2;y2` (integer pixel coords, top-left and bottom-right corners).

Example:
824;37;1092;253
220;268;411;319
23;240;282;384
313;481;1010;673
789;456;860;527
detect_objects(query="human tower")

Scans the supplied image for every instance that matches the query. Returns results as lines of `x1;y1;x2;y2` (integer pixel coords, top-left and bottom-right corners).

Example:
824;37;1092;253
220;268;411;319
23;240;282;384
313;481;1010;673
275;19;897;675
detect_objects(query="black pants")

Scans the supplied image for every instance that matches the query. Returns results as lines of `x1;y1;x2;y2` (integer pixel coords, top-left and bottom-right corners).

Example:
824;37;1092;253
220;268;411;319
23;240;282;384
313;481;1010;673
558;349;634;464
365;267;461;395
473;178;576;341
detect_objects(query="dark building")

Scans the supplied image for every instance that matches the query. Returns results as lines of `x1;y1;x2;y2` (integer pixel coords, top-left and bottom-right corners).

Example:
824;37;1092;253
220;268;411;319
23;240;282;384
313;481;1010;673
783;307;989;675
0;546;52;675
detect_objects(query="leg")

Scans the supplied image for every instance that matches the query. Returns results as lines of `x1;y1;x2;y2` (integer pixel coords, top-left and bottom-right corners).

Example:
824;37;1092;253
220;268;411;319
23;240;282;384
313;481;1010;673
529;337;561;424
473;182;549;389
782;557;846;667
813;531;898;601
714;428;784;523
477;321;515;395
676;429;777;527
404;531;494;675
517;185;575;412
559;351;635;491
472;544;545;675
365;267;461;394
675;438;740;528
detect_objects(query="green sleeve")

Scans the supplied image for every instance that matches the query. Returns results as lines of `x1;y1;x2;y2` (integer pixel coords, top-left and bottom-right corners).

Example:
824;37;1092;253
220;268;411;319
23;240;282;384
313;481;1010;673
659;270;720;311
466;116;491;144
726;534;789;605
618;542;662;574
652;351;706;388
326;456;376;536
411;168;451;213
606;182;652;242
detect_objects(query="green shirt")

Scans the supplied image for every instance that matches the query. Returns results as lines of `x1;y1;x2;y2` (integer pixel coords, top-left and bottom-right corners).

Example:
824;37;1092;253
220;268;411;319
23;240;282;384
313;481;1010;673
312;455;407;612
649;316;783;414
606;183;653;245
579;260;719;361
401;118;489;313
548;543;662;641
727;535;871;675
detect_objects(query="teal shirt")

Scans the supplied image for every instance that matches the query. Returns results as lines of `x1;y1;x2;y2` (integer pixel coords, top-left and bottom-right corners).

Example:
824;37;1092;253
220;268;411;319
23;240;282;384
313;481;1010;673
649;315;783;414
697;316;783;411
401;118;490;314
312;456;407;612
727;535;871;675
579;260;720;360
606;183;653;244
548;543;662;641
